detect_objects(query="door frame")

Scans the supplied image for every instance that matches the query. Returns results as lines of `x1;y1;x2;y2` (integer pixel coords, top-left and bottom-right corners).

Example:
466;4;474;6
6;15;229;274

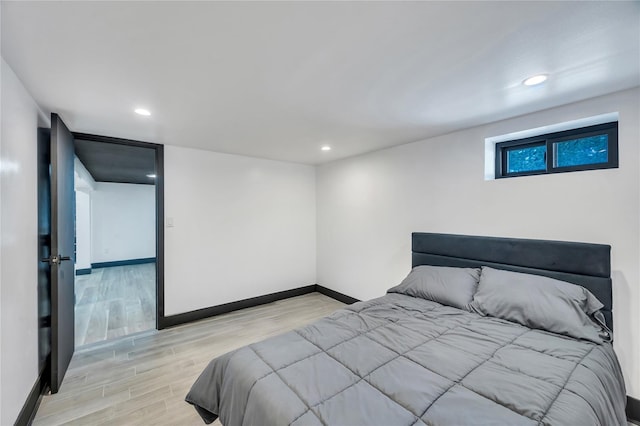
72;133;166;329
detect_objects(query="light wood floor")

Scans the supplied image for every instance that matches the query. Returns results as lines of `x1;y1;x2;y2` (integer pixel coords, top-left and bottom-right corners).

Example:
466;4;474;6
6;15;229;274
75;264;156;347
34;292;345;425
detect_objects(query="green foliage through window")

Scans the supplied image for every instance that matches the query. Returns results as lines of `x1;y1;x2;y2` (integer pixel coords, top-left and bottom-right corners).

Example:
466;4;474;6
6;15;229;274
495;122;618;179
507;145;546;173
554;135;608;168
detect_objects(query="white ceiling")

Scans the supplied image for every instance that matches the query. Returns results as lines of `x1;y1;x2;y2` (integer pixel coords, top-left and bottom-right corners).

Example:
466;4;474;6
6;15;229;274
2;1;639;165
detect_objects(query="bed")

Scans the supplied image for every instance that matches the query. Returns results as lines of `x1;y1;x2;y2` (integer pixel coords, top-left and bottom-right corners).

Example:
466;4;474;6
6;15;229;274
186;233;627;425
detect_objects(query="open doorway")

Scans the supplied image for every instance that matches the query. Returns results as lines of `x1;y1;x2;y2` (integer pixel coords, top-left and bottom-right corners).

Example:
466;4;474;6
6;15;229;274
72;135;163;347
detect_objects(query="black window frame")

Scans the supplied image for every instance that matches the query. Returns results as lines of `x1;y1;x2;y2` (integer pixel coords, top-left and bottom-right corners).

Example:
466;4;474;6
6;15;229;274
495;121;618;179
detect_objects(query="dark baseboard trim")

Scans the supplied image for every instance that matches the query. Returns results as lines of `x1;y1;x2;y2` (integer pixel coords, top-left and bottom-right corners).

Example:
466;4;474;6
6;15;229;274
160;285;317;329
158;284;360;330
75;268;91;276
315;285;360;305
15;362;49;426
91;257;156;269
629;395;640;424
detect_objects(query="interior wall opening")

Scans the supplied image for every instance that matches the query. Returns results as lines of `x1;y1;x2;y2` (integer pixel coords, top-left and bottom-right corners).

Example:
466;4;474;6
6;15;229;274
73;138;158;347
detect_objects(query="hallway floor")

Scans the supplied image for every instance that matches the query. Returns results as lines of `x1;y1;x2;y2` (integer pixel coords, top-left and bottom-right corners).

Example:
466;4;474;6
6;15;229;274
75;263;156;347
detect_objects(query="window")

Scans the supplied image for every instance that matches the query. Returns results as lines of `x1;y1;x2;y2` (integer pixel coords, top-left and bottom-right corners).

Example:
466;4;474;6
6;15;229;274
495;122;618;179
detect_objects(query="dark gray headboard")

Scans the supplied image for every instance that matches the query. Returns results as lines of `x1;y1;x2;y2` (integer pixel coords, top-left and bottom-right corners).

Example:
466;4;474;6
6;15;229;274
412;233;613;330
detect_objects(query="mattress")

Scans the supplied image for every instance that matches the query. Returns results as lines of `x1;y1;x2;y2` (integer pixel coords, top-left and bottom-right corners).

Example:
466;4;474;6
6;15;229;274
186;293;627;425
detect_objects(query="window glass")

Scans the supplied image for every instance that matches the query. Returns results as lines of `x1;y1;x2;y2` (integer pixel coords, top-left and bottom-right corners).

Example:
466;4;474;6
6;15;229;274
553;135;608;168
495;121;617;179
507;145;546;174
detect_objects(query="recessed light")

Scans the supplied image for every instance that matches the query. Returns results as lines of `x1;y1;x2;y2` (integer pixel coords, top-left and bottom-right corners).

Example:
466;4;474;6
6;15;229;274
523;74;548;86
147;174;156;178
321;146;331;152
135;108;151;116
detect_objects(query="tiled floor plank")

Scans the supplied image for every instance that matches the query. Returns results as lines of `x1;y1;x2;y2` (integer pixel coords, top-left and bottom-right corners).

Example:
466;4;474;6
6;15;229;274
75;263;156;347
34;292;344;425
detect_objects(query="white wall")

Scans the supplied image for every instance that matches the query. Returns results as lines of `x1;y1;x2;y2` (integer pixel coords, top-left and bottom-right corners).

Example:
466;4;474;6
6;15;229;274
1;9;4;423
74;157;95;192
0;21;4;423
317;88;640;398
91;182;155;264
75;190;91;270
164;146;316;315
0;58;47;425
74;159;95;271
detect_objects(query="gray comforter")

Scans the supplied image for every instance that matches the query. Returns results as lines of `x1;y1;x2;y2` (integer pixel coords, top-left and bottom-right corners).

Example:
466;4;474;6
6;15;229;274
186;293;627;425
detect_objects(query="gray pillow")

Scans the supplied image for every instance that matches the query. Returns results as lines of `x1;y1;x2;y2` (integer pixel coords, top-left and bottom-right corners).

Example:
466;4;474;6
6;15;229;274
388;265;481;310
470;267;610;344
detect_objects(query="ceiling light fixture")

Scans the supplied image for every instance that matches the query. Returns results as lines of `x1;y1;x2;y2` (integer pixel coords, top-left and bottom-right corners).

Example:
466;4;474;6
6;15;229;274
147;174;156;178
321;146;332;152
523;74;548;86
135;108;151;116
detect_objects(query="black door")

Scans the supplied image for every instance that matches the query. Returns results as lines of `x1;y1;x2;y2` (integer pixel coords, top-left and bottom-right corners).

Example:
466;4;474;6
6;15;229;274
37;128;52;378
49;113;76;393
